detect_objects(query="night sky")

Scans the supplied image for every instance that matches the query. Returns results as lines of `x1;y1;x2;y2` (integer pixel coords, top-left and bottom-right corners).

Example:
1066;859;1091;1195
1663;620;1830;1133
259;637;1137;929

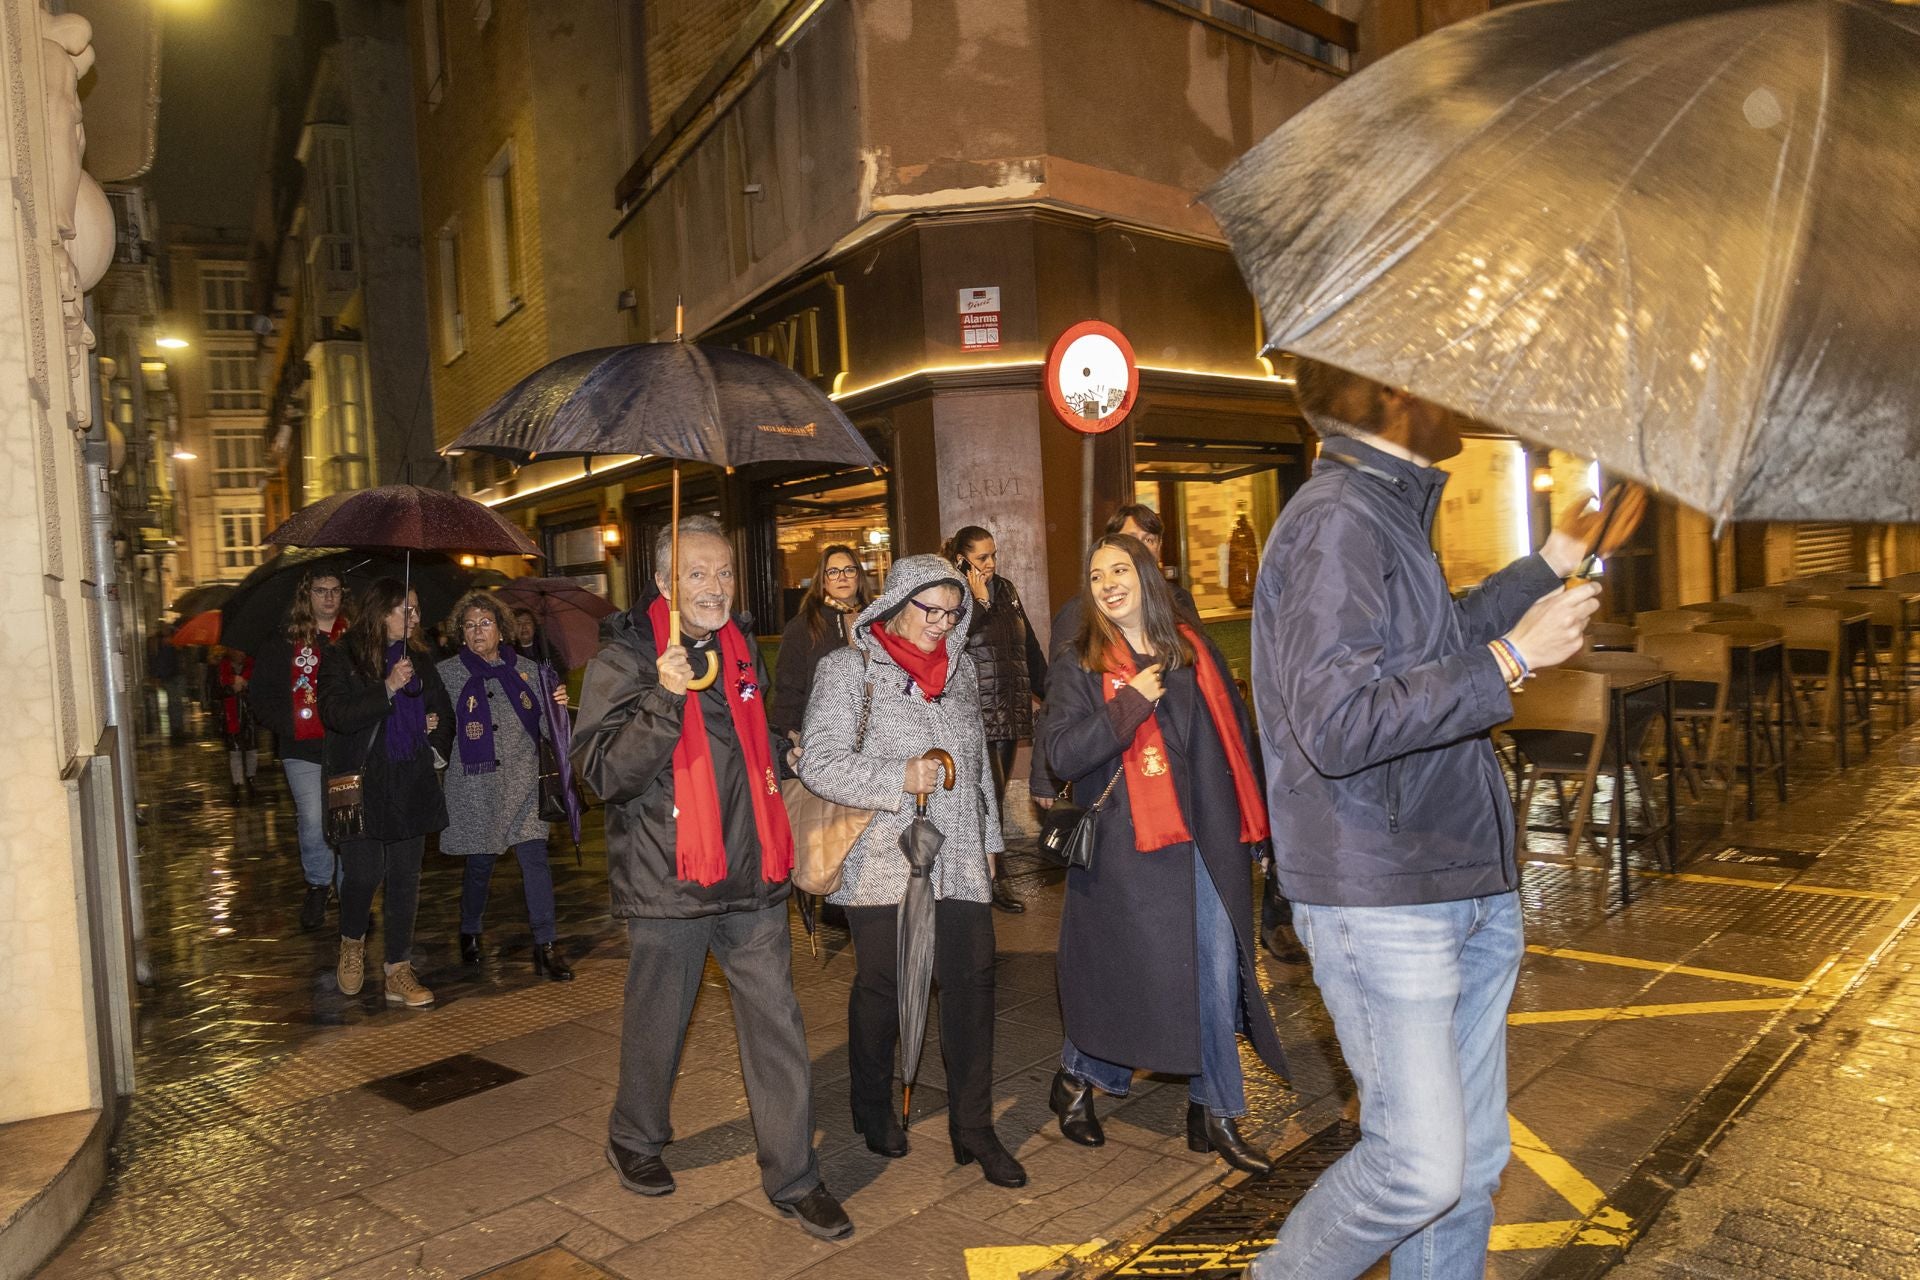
150;0;302;234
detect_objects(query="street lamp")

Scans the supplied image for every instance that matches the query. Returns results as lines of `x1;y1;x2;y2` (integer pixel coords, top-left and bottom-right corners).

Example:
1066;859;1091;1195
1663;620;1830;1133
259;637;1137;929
156;336;188;350
171;448;196;461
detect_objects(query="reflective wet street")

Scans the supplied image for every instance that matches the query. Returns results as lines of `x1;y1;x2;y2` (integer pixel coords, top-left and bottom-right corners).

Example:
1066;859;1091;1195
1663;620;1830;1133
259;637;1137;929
31;711;1920;1280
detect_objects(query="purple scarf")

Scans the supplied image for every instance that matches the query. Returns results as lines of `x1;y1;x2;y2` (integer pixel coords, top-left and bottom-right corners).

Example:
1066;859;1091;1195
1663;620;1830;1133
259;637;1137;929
454;644;544;775
383;640;428;762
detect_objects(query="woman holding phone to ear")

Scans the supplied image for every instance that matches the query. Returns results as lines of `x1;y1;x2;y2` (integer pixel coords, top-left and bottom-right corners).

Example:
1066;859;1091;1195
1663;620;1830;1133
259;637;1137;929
1039;535;1288;1174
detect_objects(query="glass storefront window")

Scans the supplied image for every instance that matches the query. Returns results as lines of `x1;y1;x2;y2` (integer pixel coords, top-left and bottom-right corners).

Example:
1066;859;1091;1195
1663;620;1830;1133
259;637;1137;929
1434;437;1530;587
769;475;893;627
1134;466;1282;619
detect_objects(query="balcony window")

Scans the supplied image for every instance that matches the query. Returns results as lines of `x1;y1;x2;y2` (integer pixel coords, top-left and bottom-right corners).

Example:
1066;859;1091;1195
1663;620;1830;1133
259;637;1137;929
423;0;449;109
218;507;265;571
212;428;266;491
484;142;523;319
436;219;466;361
207;352;264;413
201;263;250;333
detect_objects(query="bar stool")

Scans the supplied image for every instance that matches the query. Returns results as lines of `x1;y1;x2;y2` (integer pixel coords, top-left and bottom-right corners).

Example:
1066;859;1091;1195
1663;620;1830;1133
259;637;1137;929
1638;630;1736;820
1497;668;1612;857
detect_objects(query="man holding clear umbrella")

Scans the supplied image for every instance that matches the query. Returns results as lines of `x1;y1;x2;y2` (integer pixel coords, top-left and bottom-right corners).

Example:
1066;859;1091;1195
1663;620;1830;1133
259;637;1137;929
571;516;851;1241
1249;361;1641;1280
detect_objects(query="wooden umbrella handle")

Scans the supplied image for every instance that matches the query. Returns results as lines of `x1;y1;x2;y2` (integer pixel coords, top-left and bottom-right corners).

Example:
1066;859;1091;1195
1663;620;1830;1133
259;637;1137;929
667;462;721;691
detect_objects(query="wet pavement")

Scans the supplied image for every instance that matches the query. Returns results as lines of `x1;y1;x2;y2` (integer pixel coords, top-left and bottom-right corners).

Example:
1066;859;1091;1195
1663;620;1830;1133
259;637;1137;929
29;697;1920;1280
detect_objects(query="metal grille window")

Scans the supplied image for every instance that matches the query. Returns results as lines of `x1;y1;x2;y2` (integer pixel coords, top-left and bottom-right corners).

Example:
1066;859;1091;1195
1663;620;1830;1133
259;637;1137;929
218;508;265;571
1793;524;1858;577
436;220;466;360
207;352;263;412
212;428;265;491
201;263;250;332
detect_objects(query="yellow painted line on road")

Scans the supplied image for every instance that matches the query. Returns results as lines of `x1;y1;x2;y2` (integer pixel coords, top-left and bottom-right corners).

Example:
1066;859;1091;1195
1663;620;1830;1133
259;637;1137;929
1638;870;1899;901
1509;1113;1611;1216
1525;944;1809;990
964;1242;1105;1280
1510;997;1795;1025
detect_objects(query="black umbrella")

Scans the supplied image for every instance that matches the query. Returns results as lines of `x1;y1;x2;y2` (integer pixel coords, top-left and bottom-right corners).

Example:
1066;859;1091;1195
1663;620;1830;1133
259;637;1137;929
171;584;233;618
898;748;955;1130
216;549;481;654
443;316;880;691
1203;0;1920;524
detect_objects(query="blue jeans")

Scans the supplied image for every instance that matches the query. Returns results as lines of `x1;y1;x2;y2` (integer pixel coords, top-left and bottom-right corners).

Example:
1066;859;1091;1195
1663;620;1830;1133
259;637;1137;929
1251;892;1524;1280
459;839;557;944
281;758;336;889
1061;851;1248;1117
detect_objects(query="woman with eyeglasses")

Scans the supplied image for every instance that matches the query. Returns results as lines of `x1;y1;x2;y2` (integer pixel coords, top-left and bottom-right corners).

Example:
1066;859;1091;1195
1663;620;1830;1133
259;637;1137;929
248;569;351;930
942;525;1047;914
797;555;1026;1188
319;577;453;1008
436;591;574;981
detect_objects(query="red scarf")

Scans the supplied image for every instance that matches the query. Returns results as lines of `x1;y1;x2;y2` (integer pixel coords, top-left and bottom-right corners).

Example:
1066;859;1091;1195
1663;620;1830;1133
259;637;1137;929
871;623;950;701
219;654;253;737
647;596;793;887
1100;625;1269;852
290;616;347;742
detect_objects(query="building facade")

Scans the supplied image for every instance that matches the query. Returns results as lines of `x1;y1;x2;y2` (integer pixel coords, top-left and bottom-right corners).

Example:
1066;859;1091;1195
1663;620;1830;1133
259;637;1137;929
0;3;147;1273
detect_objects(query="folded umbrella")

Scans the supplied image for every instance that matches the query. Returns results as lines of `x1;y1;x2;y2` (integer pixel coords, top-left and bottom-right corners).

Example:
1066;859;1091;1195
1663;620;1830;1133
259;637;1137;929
529;658;585;854
897;748;956;1130
1204;0;1920;524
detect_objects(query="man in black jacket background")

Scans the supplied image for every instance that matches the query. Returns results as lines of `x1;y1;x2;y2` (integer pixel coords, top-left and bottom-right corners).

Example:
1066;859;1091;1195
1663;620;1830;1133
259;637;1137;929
1249;360;1641;1280
572;516;851;1242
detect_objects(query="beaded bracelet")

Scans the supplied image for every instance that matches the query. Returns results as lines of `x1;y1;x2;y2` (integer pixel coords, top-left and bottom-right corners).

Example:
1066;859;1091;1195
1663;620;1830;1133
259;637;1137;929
1488;640;1526;691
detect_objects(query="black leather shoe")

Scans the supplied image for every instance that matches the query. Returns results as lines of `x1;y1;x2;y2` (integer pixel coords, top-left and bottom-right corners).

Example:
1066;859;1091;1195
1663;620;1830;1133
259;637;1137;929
298;884;328;932
459;933;482;965
1186;1102;1273;1175
1050;1069;1105;1147
532;942;574;982
605;1142;674;1196
951;1126;1028;1187
772;1183;853;1240
851;1107;908;1158
990;878;1026;914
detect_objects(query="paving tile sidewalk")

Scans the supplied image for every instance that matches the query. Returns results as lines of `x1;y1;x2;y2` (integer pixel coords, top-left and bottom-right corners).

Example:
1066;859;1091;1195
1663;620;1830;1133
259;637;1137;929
1604;915;1920;1279
30;710;1920;1280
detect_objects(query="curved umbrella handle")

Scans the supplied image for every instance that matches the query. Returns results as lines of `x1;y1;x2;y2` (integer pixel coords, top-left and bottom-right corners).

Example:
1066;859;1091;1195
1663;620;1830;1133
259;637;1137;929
914;748;956;815
668;608;723;691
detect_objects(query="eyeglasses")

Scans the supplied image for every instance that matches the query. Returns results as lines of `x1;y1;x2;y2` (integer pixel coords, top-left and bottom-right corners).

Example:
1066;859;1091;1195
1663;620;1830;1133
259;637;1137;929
461;618;497;632
823;565;859;579
907;599;963;627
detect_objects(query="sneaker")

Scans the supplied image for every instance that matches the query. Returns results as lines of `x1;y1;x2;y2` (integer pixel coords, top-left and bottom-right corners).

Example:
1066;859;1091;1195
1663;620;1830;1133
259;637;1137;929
383;961;434;1008
336;935;365;996
299;884;329;932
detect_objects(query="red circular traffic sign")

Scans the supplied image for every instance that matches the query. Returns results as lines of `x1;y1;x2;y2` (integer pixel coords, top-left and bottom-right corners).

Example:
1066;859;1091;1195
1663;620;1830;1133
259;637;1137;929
1045;320;1138;435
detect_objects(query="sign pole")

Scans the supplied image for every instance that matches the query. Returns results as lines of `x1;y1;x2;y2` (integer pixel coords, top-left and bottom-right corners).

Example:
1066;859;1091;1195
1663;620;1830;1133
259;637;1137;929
1081;433;1096;562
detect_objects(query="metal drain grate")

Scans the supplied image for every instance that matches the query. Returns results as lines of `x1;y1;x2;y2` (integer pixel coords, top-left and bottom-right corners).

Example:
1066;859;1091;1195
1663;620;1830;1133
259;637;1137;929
1090;1122;1360;1277
362;1052;525;1112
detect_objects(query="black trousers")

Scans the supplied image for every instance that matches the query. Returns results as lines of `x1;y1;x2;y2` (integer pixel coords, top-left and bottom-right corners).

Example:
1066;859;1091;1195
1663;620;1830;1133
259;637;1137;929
844;898;997;1132
338;836;424;963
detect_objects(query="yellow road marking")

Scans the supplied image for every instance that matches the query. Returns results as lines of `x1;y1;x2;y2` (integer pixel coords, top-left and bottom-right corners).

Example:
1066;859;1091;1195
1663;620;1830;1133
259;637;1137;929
965;1242;1105;1280
1511;997;1795;1025
1509;1114;1611;1216
1641;870;1899;901
1525;944;1811;990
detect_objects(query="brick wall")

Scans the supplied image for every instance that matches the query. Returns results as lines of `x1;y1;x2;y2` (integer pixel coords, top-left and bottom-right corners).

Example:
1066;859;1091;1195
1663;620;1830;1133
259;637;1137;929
642;0;763;137
409;0;550;449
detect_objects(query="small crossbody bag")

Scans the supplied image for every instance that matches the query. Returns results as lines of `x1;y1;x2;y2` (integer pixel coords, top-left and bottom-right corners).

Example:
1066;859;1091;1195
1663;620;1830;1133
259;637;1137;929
1035;764;1123;872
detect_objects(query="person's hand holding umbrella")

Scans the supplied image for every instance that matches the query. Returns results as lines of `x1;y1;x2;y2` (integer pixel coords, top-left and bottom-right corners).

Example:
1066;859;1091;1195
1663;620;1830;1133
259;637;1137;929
1541;483;1650;580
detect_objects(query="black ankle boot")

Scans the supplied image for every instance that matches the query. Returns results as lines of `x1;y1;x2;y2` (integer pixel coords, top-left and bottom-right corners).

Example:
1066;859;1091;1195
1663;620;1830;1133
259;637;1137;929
1186;1101;1273;1175
850;1106;908;1158
532;942;573;981
459;933;482;965
1049;1069;1105;1147
950;1125;1027;1187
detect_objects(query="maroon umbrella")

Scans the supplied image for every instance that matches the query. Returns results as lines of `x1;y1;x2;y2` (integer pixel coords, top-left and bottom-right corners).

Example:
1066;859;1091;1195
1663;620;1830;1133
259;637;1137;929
266;484;538;557
491;577;616;671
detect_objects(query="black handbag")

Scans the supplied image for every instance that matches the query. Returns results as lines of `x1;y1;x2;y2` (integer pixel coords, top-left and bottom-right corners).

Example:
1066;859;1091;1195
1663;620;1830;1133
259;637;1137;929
324;724;379;847
1036;766;1123;871
537;738;569;824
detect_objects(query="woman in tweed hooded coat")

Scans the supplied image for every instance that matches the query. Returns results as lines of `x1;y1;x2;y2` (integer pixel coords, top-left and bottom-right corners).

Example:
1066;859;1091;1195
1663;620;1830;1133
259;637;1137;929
797;554;1024;1188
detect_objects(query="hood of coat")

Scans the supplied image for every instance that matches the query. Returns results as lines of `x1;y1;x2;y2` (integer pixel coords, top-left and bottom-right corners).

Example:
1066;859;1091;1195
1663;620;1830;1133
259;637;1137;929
852;553;971;668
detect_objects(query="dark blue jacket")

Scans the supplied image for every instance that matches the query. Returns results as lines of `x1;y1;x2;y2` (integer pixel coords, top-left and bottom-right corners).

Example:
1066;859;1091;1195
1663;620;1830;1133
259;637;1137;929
1253;437;1562;907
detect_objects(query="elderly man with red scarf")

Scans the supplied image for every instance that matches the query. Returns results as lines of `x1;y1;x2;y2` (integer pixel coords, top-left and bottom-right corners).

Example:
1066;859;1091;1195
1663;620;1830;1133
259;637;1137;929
572;515;851;1242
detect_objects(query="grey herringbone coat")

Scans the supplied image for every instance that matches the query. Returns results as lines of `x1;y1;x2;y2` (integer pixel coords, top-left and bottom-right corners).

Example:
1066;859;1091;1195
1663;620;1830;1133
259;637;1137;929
797;555;1002;907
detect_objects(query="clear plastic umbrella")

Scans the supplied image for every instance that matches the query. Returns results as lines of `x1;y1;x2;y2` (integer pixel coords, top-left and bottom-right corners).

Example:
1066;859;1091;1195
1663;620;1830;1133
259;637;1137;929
1204;0;1920;524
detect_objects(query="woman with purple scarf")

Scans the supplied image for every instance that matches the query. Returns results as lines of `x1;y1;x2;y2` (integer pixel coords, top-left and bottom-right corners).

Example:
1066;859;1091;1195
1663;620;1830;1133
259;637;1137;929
436;591;574;982
319;578;454;1008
